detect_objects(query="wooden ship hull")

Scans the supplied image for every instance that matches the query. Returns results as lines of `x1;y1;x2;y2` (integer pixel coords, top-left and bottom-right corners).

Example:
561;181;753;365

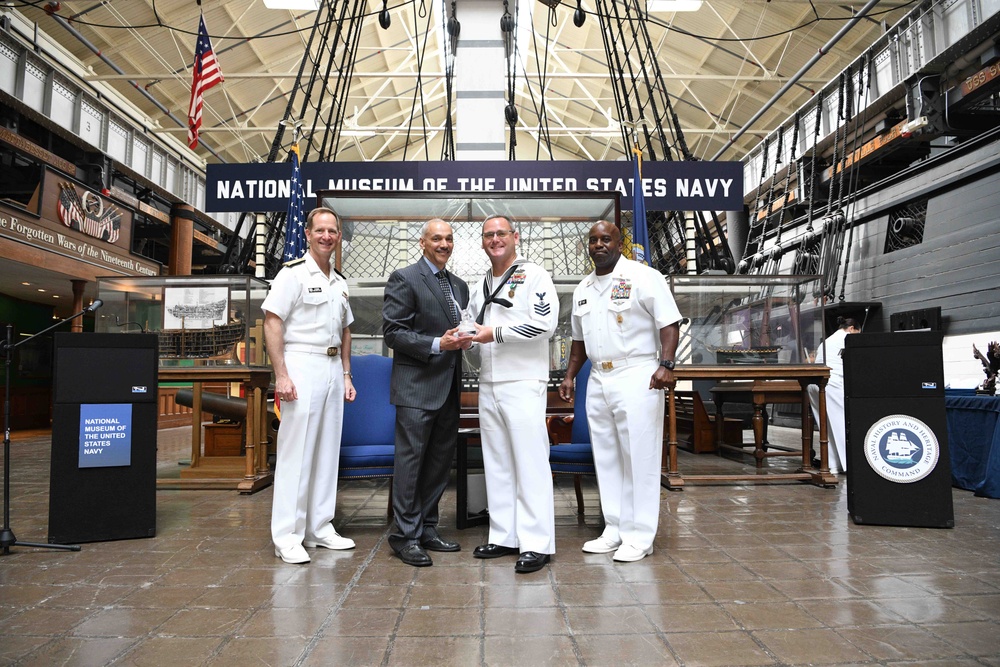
158;322;245;360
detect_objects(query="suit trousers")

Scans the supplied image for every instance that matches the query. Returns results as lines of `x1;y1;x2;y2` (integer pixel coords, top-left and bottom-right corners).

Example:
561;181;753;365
478;379;556;554
585;361;663;551
389;384;459;551
272;352;344;551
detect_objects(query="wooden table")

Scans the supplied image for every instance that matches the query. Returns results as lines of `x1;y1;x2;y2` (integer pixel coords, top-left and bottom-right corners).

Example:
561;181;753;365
711;380;814;467
158;367;273;494
664;365;836;489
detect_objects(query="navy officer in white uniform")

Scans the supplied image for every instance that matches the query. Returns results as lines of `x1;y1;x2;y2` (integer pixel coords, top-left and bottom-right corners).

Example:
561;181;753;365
263;207;357;564
559;220;681;563
468;214;559;573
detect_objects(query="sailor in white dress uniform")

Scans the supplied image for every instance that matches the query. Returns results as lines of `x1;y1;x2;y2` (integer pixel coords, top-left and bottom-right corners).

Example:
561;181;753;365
559;221;681;563
263;208;356;564
469;215;559;572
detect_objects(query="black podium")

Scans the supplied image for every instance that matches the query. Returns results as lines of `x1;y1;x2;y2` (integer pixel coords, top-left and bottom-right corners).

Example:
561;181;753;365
844;331;954;528
48;333;159;543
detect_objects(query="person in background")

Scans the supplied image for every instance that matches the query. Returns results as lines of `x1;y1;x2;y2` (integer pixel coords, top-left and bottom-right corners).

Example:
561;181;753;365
558;220;682;563
382;219;471;567
468;214;559;574
263;207;356;565
808;316;861;475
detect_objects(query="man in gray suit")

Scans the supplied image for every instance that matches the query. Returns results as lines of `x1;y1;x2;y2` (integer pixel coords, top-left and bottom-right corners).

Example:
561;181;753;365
383;219;472;567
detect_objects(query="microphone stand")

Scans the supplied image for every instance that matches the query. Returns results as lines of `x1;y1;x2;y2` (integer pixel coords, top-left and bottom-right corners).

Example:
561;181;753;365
0;303;100;554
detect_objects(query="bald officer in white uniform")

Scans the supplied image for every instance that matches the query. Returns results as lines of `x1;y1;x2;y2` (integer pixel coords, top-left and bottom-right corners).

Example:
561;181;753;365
468;215;559;574
559;220;681;563
263;207;357;565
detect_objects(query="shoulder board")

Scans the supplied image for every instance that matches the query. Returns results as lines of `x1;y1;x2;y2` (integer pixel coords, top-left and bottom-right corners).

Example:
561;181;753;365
334;268;346;280
284;257;306;267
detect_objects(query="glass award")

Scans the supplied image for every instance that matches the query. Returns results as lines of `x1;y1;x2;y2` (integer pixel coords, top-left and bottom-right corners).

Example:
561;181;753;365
458;303;478;337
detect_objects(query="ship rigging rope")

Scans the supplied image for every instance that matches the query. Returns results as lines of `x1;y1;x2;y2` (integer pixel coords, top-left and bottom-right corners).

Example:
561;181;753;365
222;0;328;275
274;0;349;264
441;0;457;160
837;53;874;301
402;0;437;161
503;0;518;160
530;4;557;159
741;135;769;274
764;116;799;276
817;72;847;296
313;2;356;161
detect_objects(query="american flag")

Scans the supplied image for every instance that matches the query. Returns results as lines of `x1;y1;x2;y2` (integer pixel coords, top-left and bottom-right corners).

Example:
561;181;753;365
187;14;224;149
283;143;307;261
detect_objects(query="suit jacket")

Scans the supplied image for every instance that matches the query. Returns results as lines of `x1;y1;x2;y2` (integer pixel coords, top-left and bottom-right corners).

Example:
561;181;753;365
383;259;470;411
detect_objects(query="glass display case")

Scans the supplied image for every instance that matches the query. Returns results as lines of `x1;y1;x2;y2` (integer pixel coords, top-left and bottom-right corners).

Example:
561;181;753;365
669;274;826;366
95;275;269;367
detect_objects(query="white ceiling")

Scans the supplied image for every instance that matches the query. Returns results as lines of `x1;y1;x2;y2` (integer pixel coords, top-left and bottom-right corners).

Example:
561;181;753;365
14;0;916;166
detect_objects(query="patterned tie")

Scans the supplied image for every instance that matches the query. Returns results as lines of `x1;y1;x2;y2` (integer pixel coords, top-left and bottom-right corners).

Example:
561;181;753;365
436;271;459;326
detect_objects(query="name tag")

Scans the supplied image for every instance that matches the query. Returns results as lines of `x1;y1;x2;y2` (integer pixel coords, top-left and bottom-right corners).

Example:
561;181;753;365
308;287;322;293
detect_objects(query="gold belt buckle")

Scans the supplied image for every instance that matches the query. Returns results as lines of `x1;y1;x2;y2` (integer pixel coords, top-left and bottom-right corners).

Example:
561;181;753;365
326;346;339;357
601;361;614;370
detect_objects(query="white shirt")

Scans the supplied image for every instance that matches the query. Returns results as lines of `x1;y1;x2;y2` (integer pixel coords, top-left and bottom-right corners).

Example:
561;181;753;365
469;259;558;383
816;327;849;384
262;253;354;348
570;255;681;363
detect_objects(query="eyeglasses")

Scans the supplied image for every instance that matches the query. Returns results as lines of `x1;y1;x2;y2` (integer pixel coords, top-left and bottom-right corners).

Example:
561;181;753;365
482;230;514;240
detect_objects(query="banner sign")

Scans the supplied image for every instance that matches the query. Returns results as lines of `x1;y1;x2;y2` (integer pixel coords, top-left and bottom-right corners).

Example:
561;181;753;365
79;403;133;468
206;160;743;213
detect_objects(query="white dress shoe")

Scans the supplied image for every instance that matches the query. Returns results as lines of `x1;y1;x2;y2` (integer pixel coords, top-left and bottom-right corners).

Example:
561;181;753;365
613;544;653;562
303;532;355;550
274;544;311;564
582;535;622;554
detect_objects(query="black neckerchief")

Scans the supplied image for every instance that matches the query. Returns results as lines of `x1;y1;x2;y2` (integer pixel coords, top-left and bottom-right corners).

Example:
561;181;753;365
476;263;521;324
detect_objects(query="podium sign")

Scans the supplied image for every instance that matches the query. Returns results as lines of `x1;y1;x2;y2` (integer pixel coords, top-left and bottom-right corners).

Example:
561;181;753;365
844;331;954;528
48;333;159;543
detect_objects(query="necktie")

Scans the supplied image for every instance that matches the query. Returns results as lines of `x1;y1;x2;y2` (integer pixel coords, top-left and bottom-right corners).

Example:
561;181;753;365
436;271;459;326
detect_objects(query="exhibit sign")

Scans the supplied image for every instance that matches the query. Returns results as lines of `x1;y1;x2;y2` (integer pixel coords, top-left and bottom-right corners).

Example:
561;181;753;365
78;403;133;468
206;160;744;213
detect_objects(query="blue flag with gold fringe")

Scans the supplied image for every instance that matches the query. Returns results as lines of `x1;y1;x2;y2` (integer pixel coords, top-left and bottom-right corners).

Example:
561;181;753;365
631;145;650;265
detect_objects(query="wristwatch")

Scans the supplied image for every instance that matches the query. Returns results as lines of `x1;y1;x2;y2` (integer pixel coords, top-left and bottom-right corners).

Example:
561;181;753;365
659;359;676;371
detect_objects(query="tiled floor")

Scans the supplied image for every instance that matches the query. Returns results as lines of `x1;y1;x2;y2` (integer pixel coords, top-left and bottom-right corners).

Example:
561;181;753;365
1;425;999;666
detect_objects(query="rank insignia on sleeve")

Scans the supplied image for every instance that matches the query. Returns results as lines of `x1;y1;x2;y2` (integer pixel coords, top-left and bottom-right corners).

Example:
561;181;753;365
534;292;551;317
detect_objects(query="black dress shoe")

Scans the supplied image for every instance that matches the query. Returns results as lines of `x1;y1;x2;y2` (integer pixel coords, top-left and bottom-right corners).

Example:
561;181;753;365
395;544;432;567
515;551;550;573
421;536;461;552
473;543;520;559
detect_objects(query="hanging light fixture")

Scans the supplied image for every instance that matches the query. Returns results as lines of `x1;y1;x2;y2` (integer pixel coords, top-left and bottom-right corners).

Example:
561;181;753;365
573;0;586;27
378;0;391;29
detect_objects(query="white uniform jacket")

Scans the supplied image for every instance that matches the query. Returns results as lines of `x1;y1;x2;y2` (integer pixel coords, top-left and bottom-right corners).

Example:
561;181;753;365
570;256;681;362
262;253;354;349
816;328;848;387
469;259;559;382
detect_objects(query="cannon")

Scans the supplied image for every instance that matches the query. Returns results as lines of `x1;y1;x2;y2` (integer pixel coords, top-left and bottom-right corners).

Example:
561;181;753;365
175;388;279;449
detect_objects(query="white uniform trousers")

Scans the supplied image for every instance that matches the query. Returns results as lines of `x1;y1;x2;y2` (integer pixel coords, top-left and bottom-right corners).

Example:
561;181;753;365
271;351;345;550
478;379;556;554
808;380;847;473
586;361;663;550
